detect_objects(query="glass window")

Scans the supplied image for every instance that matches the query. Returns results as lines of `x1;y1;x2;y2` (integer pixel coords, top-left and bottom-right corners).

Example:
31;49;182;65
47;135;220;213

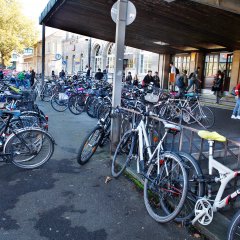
94;45;102;72
107;43;115;73
174;55;190;74
139;53;152;74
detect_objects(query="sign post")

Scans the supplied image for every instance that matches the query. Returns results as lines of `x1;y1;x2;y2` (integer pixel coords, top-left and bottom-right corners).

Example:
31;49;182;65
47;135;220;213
110;0;136;149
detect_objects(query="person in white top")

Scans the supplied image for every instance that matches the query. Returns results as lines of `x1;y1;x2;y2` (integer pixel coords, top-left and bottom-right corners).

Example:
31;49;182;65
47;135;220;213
170;62;176;75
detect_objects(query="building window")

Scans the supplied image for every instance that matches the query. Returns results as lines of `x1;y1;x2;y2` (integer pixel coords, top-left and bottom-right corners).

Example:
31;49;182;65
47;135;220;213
204;54;219;77
124;54;134;69
174;55;190;74
107;43;115;73
139;53;152;74
94;45;102;72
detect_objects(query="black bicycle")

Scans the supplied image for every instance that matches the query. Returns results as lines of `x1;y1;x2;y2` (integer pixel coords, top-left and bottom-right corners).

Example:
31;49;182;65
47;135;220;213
0;109;54;169
77;106;111;165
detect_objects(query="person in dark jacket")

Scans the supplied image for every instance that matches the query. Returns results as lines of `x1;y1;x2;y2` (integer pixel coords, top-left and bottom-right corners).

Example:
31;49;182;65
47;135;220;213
142;70;154;87
59;69;66;79
213;70;223;104
153;71;160;88
30;69;35;86
0;69;4;80
95;69;104;80
125;72;132;85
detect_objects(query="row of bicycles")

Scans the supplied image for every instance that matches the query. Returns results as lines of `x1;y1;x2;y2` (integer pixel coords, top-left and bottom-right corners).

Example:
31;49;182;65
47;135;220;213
0;80;54;169
75;89;239;239
38;76;215;130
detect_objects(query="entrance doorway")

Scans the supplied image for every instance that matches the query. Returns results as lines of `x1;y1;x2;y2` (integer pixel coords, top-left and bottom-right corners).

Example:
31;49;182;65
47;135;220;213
223;53;233;91
204;52;233;91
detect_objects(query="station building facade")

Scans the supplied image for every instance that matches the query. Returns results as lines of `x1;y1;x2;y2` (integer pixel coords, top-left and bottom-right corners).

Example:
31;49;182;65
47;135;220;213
22;30;240;94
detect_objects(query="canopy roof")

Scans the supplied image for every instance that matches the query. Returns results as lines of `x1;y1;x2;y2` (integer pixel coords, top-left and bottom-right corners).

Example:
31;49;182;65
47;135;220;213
40;0;240;54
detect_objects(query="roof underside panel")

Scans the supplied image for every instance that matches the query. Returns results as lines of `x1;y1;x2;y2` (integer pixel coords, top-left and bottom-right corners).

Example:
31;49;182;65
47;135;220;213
40;0;240;54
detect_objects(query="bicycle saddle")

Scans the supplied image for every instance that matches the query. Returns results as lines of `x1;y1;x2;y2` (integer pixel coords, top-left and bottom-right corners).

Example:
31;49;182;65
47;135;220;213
198;130;226;142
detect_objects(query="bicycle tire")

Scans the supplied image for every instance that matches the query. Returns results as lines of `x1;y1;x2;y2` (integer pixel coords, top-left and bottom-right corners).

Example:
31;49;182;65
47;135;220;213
4;128;54;169
144;152;188;223
96;103;111;120
41;85;53;102
111;130;136;178
51;93;69;112
68;93;85;115
227;210;240;240
86;97;99;118
195;106;215;129
77;126;104;165
174;152;204;223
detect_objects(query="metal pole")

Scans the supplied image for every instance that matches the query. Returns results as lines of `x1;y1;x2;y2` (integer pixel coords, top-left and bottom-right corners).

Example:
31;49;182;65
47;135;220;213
41;24;46;89
111;0;128;150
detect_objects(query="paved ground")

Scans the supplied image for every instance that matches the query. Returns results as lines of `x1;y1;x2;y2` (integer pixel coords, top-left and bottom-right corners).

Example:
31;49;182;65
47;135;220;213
0;101;196;240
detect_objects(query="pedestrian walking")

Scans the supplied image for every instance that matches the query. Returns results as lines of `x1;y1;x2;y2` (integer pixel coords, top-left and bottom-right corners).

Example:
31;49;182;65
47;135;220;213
0;68;4;80
59;69;66;79
142;70;154;87
186;67;201;92
30;69;35;86
133;74;139;86
125;72;132;85
153;71;160;88
169;62;179;91
176;71;187;97
85;65;91;79
231;83;240;119
212;70;223;104
103;65;109;81
95;68;104;81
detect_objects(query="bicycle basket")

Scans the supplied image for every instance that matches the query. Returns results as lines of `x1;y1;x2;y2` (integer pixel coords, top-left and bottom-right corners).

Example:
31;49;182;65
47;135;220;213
144;93;159;103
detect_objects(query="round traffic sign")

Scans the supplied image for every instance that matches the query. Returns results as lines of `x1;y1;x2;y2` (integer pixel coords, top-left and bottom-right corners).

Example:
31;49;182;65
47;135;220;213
111;1;137;26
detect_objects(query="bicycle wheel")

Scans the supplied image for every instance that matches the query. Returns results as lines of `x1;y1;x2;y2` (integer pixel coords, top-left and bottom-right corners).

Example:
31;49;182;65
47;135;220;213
86;97;99;118
111;130;136;178
51;93;69;112
20;111;48;130
173;152;204;223
144;152;188;223
96;103;111;120
77;126;104;165
228;210;240;240
195;106;215;129
41;85;53;102
68;94;85;115
4;128;54;169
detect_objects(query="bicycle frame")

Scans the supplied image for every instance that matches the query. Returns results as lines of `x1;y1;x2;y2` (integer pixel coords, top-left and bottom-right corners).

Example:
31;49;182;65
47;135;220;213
135;118;167;175
207;140;240;211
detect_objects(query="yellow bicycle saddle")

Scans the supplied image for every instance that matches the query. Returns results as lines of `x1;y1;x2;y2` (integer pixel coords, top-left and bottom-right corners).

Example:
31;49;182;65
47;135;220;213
198;130;226;142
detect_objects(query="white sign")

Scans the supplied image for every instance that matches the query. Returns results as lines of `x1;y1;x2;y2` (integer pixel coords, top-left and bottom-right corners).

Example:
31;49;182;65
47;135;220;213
111;1;137;26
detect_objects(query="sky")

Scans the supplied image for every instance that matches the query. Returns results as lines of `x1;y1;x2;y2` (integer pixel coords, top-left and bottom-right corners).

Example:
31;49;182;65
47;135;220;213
20;0;57;37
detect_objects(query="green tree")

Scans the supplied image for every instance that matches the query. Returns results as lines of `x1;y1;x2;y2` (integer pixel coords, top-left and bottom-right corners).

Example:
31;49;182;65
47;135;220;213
0;0;38;67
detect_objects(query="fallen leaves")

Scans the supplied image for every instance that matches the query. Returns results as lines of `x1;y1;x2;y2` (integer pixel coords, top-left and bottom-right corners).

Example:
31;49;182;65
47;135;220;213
105;176;112;184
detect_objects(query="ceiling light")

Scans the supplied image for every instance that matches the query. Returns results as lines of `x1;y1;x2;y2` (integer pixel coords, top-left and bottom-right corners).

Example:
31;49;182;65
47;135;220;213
154;41;169;46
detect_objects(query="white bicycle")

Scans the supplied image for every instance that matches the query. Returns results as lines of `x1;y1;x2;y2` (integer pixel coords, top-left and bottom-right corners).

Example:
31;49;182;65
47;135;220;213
186;131;240;226
112;107;189;223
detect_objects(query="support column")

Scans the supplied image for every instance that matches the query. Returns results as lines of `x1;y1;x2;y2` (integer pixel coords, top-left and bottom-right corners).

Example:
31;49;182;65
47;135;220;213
158;54;170;89
41;24;46;88
230;50;240;91
111;0;128;148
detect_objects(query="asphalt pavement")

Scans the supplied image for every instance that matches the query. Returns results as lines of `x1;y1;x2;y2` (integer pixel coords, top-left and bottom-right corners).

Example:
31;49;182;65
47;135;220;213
0;101;195;240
